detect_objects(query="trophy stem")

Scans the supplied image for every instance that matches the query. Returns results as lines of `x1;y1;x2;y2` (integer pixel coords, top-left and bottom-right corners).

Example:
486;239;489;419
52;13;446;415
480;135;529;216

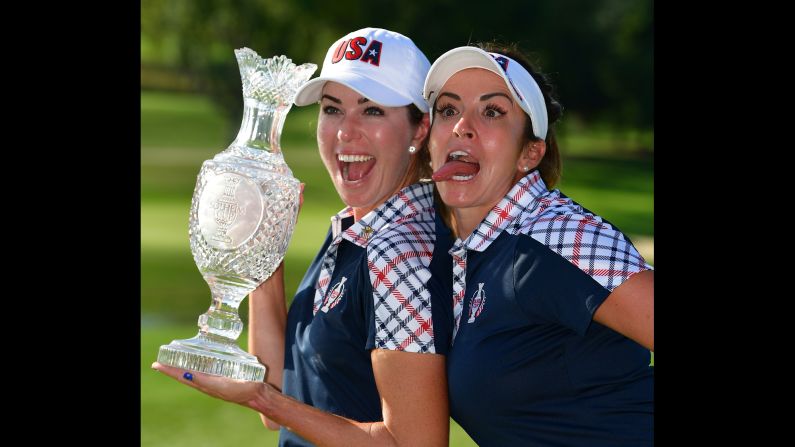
157;278;267;382
196;282;247;342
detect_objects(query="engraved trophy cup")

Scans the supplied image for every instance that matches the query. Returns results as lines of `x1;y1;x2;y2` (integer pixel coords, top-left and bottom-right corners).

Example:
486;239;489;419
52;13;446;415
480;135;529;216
157;49;317;381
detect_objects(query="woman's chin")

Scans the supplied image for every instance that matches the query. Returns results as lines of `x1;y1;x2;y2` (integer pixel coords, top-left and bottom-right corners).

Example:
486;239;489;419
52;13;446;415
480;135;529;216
336;187;384;212
437;186;476;209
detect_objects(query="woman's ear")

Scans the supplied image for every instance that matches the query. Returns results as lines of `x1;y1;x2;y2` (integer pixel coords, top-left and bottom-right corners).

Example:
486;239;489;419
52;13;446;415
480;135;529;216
517;140;547;172
411;113;431;148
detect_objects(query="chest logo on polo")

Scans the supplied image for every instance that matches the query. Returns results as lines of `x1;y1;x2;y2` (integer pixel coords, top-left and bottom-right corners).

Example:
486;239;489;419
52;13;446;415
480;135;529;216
320;277;347;313
467;283;487;323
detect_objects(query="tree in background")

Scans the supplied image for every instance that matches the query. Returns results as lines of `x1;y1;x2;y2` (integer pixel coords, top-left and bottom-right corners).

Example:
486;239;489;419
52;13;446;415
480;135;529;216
142;0;652;143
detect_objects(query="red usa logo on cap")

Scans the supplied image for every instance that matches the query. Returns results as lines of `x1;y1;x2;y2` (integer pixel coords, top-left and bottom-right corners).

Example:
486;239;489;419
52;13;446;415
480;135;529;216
332;37;382;66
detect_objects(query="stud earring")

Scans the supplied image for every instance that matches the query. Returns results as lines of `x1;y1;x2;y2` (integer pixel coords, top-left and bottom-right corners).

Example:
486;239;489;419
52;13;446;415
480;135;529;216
523;166;529;172
408;146;417;154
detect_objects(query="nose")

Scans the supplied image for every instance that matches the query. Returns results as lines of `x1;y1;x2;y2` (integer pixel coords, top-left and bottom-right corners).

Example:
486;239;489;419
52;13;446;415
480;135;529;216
337;116;359;142
453;116;474;139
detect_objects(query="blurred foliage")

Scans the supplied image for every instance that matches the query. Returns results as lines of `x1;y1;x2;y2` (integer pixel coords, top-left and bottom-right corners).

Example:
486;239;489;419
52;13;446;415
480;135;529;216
141;0;653;142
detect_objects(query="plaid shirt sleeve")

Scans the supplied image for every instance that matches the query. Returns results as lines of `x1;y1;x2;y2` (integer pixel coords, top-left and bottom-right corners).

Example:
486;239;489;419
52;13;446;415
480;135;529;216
365;217;439;353
522;209;652;292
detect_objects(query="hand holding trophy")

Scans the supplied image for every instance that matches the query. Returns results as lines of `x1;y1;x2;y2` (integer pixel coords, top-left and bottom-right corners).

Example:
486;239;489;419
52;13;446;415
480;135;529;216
157;49;317;381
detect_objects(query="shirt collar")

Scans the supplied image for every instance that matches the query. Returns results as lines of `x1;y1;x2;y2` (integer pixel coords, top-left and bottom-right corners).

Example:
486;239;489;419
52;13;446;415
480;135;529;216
330;182;435;248
453;170;548;253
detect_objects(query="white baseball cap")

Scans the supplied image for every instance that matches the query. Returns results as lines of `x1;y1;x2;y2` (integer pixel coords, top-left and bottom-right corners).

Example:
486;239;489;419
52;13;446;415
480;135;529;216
294;27;430;112
423;46;548;140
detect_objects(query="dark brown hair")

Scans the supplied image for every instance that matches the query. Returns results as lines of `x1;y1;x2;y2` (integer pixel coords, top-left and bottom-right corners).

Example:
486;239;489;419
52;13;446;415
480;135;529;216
400;104;432;186
478;41;564;188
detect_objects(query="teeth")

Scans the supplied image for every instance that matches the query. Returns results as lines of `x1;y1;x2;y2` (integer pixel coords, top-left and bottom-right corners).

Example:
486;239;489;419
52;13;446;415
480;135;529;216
338;154;374;162
452;174;475;181
448;150;468;160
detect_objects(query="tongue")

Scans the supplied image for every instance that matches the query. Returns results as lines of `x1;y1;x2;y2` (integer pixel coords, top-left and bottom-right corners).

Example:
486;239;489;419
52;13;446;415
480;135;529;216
345;159;376;181
432;160;480;182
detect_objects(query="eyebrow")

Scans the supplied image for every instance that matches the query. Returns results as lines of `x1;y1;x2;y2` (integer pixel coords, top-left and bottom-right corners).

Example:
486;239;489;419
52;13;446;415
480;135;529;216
437;91;513;104
321;95;371;105
480;92;514;103
437;92;460;101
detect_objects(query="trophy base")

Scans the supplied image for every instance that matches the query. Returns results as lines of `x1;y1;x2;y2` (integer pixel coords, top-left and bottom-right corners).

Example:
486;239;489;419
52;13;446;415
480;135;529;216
157;332;266;382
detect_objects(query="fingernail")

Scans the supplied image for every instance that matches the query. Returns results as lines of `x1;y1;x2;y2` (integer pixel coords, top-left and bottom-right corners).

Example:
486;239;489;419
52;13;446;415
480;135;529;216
183;372;194;381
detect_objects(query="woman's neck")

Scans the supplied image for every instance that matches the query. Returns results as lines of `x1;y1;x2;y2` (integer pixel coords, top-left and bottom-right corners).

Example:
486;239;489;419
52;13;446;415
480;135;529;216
451;175;525;240
351;180;415;222
353;206;373;222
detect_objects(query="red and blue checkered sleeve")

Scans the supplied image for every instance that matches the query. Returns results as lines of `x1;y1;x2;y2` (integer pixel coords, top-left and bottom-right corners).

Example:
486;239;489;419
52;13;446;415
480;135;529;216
523;210;652;292
364;217;440;354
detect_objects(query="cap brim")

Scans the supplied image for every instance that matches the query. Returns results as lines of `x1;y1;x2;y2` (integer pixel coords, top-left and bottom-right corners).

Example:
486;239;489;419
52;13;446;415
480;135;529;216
294;71;423;110
423;47;506;107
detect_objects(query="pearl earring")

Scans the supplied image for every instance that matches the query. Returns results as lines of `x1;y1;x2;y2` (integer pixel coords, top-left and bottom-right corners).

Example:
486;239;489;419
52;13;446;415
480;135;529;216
523;166;529;172
408;146;417;154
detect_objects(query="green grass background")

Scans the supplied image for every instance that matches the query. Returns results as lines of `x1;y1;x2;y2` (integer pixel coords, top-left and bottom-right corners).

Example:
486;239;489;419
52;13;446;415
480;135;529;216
141;91;653;446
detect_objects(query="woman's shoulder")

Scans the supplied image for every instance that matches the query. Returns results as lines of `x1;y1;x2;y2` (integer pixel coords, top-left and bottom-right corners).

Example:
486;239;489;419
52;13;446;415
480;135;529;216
512;192;650;291
373;201;437;244
515;190;614;236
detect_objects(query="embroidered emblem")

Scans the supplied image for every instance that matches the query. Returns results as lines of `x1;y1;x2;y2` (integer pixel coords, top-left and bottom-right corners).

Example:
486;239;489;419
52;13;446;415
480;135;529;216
467;283;486;323
320;277;347;313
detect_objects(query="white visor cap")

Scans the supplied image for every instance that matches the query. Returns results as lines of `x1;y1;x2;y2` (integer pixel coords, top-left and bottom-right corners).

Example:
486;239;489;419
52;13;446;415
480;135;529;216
423;46;548;140
294;27;430;113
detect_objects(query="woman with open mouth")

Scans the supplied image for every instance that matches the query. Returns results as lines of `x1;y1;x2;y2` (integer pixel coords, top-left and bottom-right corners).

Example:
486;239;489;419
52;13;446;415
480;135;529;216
154;27;454;447
424;43;654;447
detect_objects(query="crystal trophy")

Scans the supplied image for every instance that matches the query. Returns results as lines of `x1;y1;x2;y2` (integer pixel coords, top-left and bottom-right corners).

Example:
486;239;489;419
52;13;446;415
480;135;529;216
157;49;317;381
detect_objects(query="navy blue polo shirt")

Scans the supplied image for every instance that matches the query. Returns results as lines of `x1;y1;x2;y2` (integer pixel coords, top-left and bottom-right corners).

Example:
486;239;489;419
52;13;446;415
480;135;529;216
279;183;453;447
447;171;653;447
